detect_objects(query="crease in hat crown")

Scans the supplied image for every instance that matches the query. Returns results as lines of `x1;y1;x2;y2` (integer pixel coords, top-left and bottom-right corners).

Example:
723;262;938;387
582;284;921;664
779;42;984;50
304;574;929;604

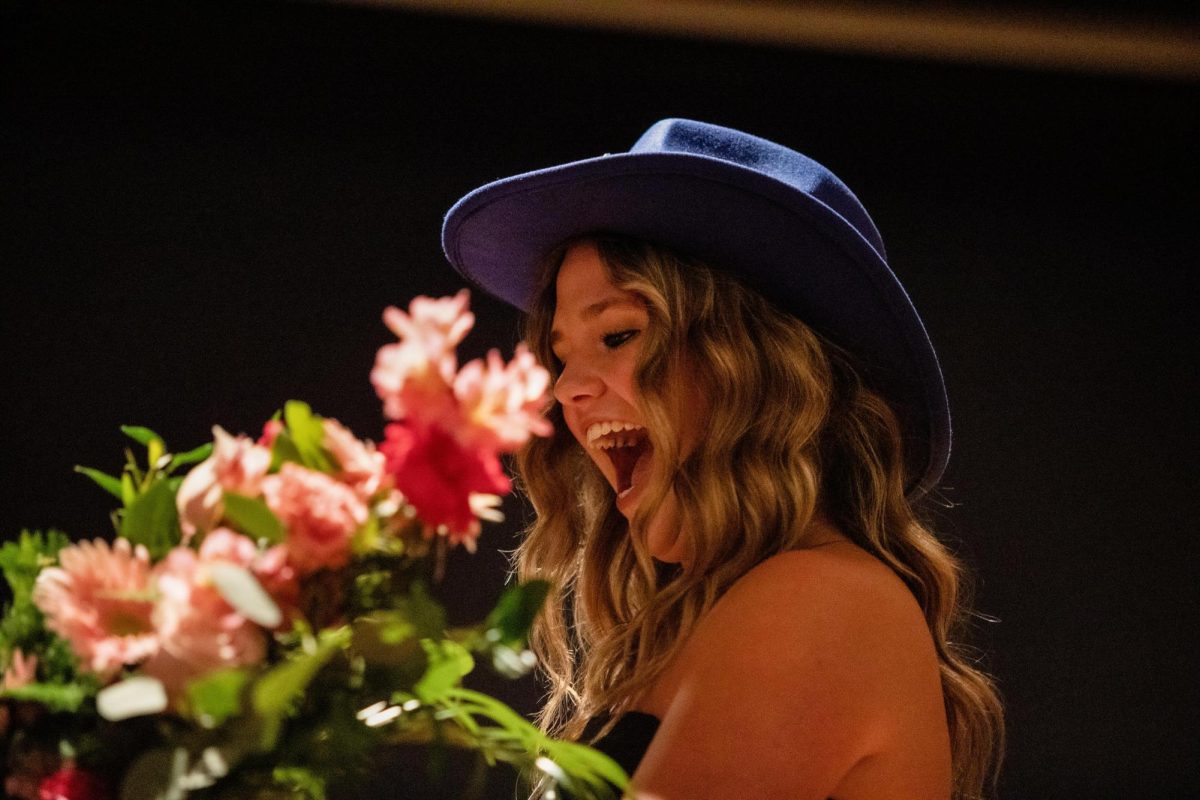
627;119;887;261
440;117;952;499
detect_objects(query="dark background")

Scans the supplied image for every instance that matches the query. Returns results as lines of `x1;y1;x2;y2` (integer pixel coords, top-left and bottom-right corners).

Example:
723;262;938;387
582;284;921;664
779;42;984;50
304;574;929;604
2;1;1196;797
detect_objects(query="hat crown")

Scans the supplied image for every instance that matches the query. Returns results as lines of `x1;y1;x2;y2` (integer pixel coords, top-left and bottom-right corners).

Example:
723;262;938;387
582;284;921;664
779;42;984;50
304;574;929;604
632;118;886;259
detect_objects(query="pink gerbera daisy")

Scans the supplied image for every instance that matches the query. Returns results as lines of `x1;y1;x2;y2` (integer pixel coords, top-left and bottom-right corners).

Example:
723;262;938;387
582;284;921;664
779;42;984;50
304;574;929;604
32;538;158;679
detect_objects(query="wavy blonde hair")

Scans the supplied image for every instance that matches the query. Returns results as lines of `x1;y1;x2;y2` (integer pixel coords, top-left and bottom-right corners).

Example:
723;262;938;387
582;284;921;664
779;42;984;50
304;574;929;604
514;234;1004;797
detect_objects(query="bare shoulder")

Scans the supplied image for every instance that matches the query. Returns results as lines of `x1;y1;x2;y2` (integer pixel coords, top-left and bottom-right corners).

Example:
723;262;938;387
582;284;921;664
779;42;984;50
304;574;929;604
679;545;942;719
701;545;931;655
632;545;951;799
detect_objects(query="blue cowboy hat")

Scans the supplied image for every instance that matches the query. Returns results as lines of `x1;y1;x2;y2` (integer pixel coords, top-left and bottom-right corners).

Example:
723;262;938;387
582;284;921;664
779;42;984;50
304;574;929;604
442;118;950;498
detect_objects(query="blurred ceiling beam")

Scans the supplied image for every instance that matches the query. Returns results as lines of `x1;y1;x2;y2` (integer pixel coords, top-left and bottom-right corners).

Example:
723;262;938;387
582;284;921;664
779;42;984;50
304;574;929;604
336;0;1200;81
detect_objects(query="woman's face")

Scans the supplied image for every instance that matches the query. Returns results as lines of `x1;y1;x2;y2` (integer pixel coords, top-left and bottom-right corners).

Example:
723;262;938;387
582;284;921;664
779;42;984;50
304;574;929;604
549;242;691;565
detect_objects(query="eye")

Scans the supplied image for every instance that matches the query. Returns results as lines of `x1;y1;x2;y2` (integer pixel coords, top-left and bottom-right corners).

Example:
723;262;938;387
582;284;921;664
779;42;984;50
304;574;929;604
603;329;640;350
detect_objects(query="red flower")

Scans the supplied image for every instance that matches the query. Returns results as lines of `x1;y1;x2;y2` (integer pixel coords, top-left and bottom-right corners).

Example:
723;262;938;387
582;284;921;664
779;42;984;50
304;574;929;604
381;422;510;541
38;765;111;800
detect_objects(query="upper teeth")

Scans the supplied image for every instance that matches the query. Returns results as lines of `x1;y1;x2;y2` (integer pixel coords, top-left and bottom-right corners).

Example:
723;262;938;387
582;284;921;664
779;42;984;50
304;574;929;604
586;421;646;449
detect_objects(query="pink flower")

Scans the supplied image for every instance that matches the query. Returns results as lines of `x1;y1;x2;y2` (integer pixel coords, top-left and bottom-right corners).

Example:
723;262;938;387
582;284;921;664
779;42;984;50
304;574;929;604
141;531;267;700
322;417;389;500
200;531;300;625
32;539;158;679
258;418;284;448
2;648;37;690
371;291;474;423
385;290;475;361
175;458;222;540
454;343;552;452
262;463;368;575
176;426;272;540
252;544;300;621
371;339;451;422
196;526;260;565
368;292;551;547
380;422;511;549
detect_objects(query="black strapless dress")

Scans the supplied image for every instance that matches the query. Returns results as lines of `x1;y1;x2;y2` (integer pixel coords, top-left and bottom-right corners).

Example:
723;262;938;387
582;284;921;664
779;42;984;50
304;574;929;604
584;711;661;778
581;712;835;799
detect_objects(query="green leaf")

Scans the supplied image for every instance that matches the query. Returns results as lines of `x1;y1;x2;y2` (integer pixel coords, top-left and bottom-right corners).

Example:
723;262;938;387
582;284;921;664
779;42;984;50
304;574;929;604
252;626;350;750
351;515;383;555
120;478;181;559
187;667;250;728
120;472;136;508
398;582;448;641
0;529;68;596
413;639;474;703
486;579;551;646
121;709;264;800
147;438;165;472
0;680;90;712
284;400;336;473
168;442;213;471
74;466;124;501
222;492;285;545
349;613;425;672
542;738;630;793
269;429;304;472
0;537;82;684
120;425;164;446
120;746;187;800
439;687;629;795
119;737;245;800
273;766;327;800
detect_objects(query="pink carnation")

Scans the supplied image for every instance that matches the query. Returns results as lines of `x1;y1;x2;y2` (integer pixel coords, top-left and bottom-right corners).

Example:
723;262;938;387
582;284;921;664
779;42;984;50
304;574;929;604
252;543;300;621
454;343;552;452
141;530;267;700
323;417;389;500
32;538;158;679
380;421;510;549
262;463;368;575
176;426;272;540
384;289;475;360
371;291;474;423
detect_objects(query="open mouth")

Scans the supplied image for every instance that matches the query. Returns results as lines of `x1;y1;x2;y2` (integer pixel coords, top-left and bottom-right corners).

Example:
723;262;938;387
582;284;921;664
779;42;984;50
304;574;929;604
587;422;651;497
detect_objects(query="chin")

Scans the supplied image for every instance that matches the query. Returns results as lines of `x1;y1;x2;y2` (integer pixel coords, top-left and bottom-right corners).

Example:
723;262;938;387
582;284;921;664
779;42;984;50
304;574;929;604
649;536;689;565
640;503;690;566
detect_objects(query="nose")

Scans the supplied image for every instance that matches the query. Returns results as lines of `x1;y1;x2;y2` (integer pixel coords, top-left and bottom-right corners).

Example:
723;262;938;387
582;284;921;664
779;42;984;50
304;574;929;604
553;359;605;406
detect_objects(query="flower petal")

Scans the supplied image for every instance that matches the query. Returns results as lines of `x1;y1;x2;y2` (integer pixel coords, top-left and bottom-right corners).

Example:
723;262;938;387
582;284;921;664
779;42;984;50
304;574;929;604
97;675;168;720
208;563;282;628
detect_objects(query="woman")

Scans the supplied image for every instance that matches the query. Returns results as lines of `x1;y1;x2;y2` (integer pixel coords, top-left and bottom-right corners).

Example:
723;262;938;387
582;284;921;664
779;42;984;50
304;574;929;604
442;119;1003;798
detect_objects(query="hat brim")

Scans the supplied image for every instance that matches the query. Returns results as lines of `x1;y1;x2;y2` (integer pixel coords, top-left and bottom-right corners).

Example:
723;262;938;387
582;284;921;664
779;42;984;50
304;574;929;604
442;150;950;497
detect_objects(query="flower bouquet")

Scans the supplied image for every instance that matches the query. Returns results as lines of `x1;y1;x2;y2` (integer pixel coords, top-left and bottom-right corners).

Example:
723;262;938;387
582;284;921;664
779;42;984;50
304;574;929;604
0;292;624;800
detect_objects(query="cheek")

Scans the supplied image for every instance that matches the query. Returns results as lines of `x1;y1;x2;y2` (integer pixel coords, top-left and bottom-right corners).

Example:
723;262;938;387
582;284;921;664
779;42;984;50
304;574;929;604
563;412;608;474
612;360;641;405
563;411;585;447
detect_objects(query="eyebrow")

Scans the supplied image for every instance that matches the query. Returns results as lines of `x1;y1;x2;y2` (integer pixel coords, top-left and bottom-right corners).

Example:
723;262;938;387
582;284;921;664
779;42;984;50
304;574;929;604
550;295;639;346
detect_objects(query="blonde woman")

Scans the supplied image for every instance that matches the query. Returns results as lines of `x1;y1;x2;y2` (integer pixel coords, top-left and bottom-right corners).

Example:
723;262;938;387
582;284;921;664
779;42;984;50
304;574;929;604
442;119;1004;799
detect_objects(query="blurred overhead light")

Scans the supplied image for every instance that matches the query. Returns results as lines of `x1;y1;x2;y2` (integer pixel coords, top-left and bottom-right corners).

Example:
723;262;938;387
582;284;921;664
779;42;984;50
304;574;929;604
332;0;1200;81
